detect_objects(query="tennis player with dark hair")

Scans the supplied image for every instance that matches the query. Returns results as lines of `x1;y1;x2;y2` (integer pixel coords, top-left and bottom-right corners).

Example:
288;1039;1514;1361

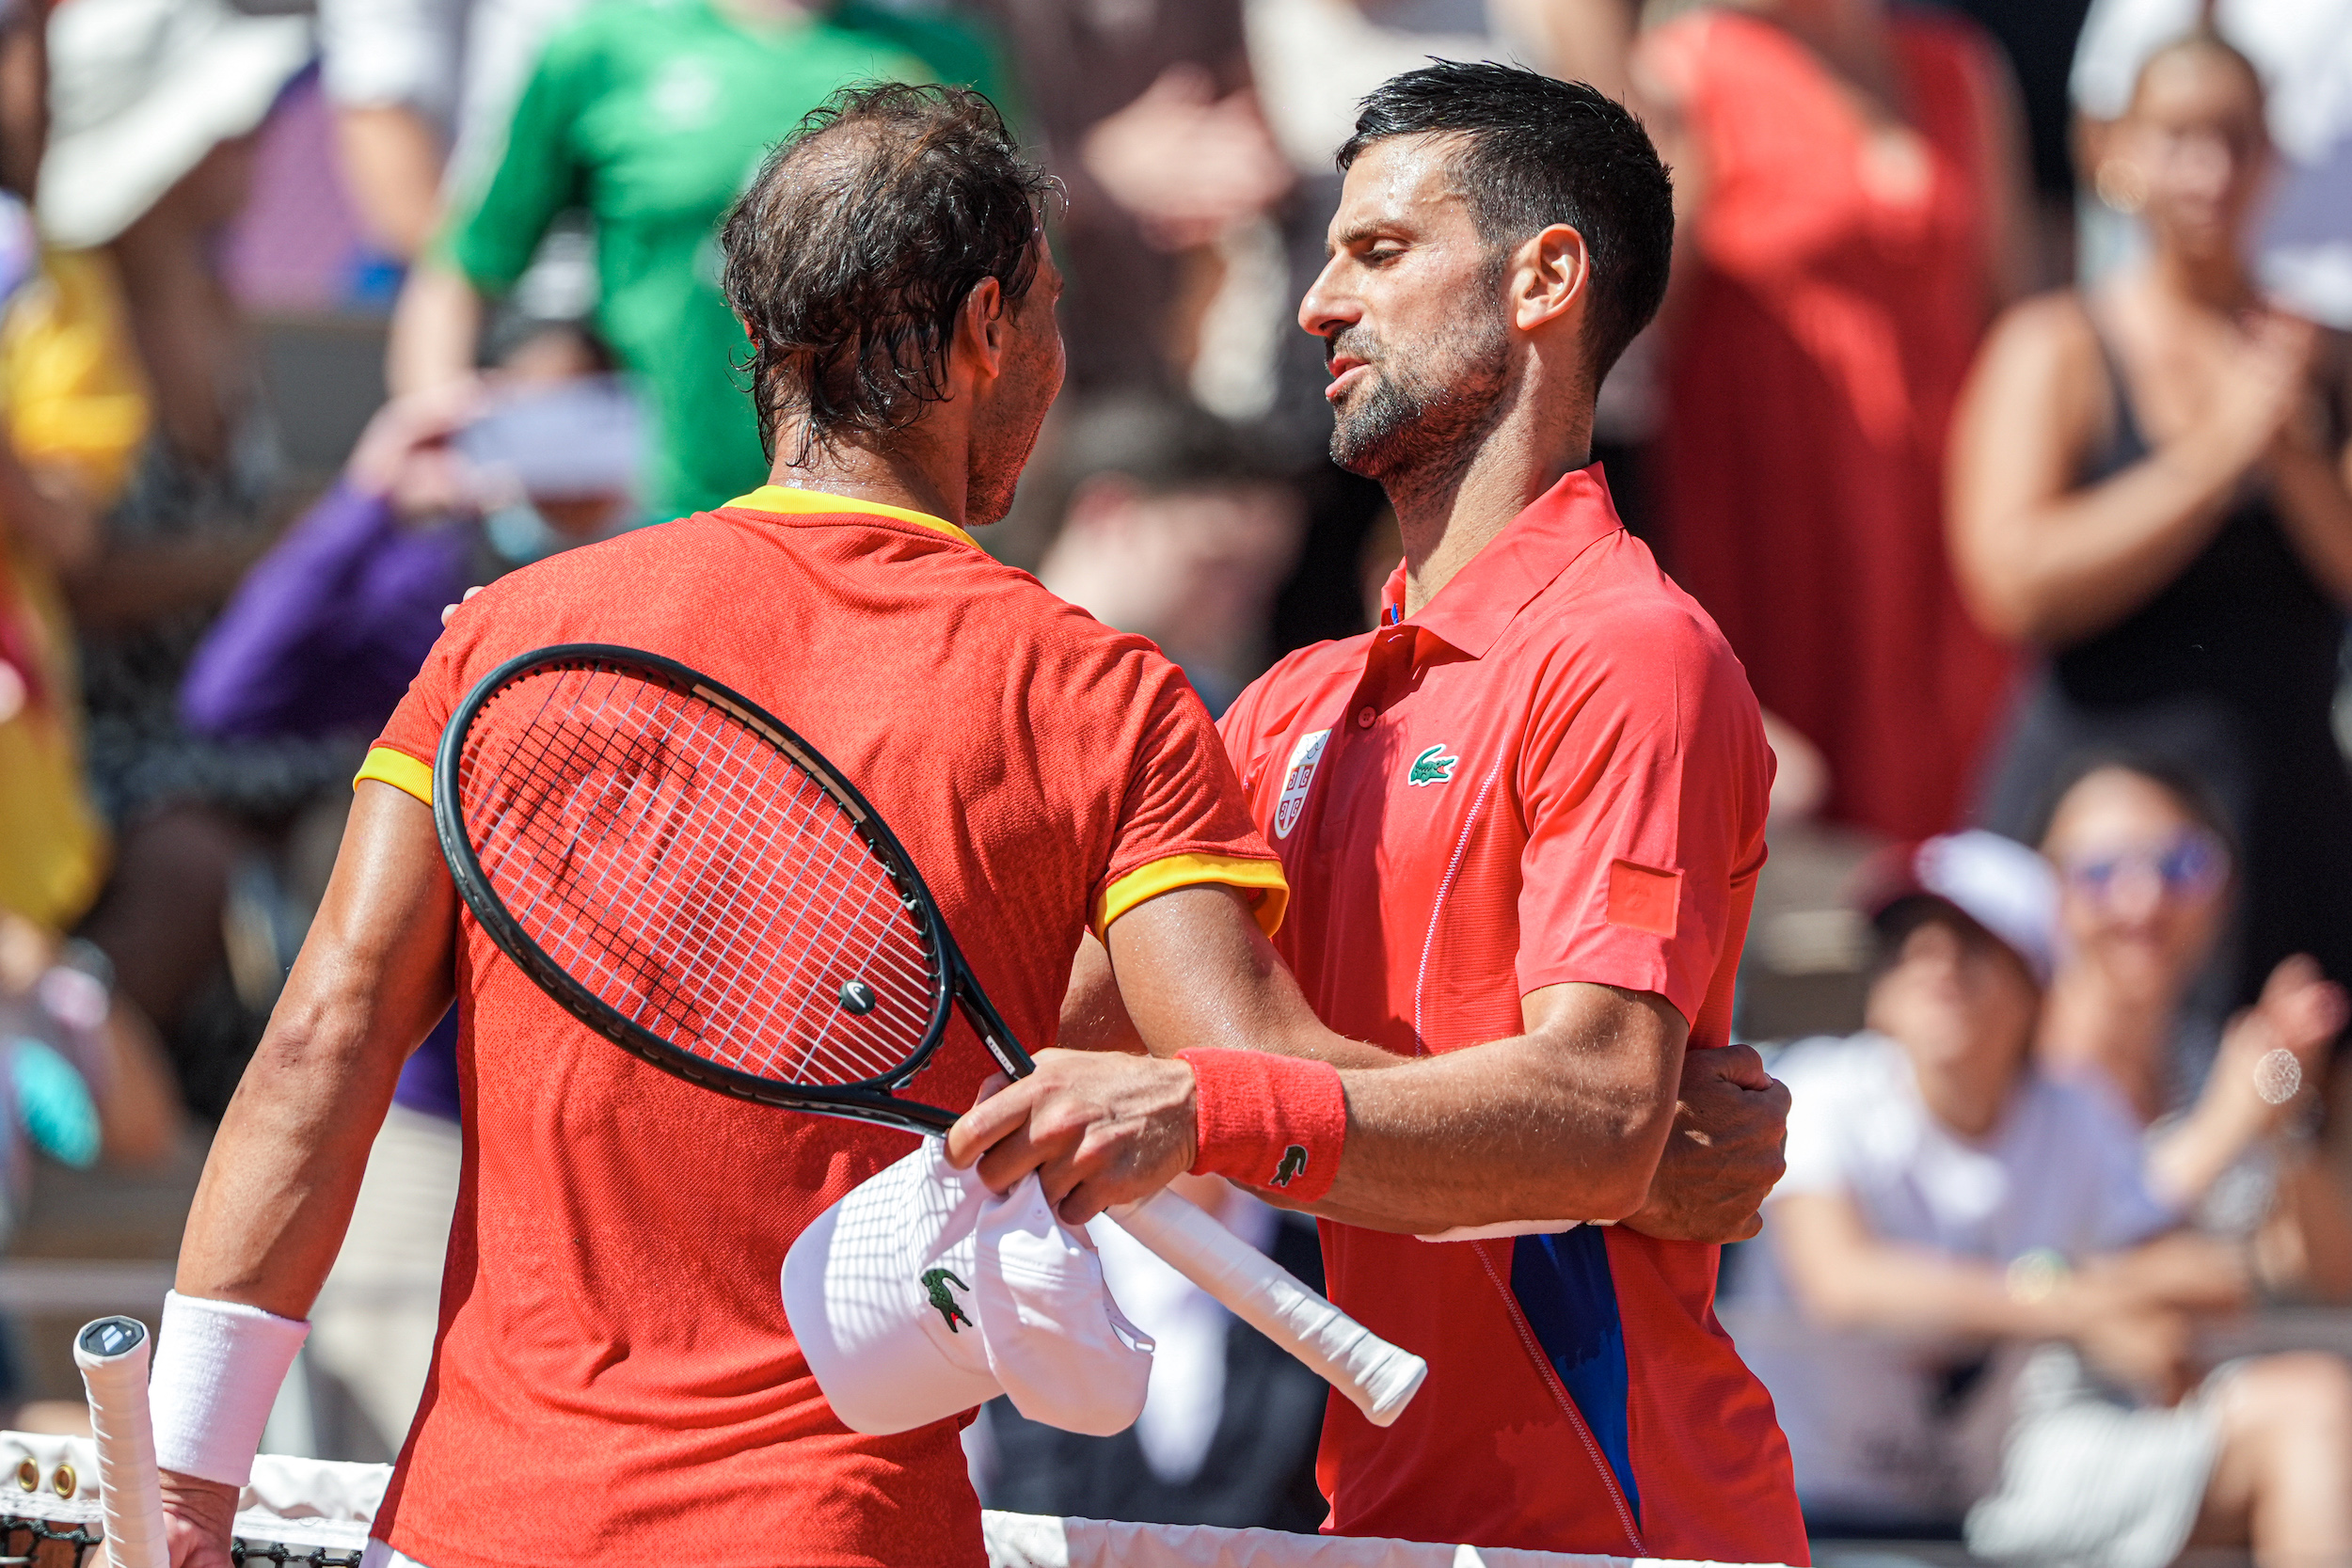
953;62;1807;1561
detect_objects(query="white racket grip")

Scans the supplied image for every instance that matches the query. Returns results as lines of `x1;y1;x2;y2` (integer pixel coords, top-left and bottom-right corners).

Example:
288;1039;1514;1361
1109;1188;1427;1426
74;1317;170;1568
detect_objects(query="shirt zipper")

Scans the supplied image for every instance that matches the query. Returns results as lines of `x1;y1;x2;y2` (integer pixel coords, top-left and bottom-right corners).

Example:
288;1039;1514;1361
1472;1242;1645;1554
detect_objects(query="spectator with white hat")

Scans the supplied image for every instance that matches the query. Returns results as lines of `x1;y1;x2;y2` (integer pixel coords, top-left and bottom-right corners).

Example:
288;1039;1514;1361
1719;828;2352;1562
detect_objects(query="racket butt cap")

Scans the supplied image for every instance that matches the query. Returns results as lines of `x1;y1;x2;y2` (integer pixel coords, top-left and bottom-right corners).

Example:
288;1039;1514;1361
1360;1352;1428;1426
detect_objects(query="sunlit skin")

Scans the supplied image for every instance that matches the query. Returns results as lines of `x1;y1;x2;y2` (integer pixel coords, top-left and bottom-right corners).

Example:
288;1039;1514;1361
771;245;1067;530
1949;43;2352;648
2108;44;2271;270
2037;768;2348;1232
1297;134;1597;617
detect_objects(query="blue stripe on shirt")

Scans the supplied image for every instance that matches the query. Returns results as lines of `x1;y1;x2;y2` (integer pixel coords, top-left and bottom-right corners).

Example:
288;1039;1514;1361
1511;1226;1639;1519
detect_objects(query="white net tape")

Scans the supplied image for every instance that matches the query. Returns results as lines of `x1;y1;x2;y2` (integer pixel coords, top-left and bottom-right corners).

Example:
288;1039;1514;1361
0;1431;1762;1568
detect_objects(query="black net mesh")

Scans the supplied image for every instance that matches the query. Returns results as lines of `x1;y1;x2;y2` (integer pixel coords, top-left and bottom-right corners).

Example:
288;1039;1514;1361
0;1513;364;1568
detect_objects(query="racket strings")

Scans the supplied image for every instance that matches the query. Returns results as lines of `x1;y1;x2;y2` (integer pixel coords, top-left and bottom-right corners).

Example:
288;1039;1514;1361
487;671;936;1038
476;688;936;1084
456;663;943;1086
498;673;942;1072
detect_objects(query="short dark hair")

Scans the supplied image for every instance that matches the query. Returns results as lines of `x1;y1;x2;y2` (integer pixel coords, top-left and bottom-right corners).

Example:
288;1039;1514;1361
1337;61;1674;384
719;83;1057;464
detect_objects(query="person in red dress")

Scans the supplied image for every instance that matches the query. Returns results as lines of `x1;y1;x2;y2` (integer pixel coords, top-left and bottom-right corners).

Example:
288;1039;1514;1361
1632;0;2032;838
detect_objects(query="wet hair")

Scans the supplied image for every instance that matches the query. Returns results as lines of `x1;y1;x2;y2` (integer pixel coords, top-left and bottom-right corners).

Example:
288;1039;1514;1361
719;83;1057;465
1337;60;1675;386
2029;751;2240;864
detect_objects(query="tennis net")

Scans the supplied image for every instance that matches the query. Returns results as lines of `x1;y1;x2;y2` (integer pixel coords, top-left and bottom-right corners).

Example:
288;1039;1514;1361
0;1429;1756;1568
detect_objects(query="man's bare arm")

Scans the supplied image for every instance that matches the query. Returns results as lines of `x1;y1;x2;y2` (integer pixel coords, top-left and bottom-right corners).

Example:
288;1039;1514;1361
174;783;458;1313
1053;890;1788;1241
957;885;1688;1231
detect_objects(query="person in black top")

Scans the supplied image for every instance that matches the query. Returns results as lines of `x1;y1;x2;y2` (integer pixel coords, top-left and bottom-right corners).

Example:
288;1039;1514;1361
1949;26;2352;1071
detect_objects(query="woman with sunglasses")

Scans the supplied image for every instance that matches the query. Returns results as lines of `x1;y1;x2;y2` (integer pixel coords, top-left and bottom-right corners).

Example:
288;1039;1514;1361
2039;759;2352;1299
1951;29;2352;1016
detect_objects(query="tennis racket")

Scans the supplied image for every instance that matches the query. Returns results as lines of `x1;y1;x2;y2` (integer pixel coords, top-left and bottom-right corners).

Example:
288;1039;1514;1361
430;643;1426;1426
76;1315;169;1568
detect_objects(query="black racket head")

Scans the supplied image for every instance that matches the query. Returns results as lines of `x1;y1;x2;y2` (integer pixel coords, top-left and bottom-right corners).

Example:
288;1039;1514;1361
432;643;965;1135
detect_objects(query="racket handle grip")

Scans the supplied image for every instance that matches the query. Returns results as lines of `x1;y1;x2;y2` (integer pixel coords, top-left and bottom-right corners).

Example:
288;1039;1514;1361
75;1316;172;1568
1109;1188;1427;1426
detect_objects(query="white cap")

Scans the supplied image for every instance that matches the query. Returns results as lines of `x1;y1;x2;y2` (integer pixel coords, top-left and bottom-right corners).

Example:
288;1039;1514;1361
783;1144;1152;1437
1869;830;2060;985
40;0;311;249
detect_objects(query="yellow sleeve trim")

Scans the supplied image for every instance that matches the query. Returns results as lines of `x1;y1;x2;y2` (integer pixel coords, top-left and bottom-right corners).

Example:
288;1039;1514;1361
1094;853;1290;942
724;484;977;548
355;746;434;807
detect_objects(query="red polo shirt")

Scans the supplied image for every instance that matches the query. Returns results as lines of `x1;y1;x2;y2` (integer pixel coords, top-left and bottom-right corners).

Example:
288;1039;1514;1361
1216;467;1805;1562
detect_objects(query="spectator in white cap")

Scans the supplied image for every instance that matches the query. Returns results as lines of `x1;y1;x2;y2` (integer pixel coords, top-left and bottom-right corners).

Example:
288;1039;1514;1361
1721;829;2352;1560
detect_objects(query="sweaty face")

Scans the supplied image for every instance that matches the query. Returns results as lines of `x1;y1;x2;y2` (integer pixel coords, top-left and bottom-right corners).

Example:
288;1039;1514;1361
969;247;1067;527
1301;137;1511;485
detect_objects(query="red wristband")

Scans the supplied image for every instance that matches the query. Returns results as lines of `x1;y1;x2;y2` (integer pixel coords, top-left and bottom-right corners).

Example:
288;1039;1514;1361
1178;1048;1347;1202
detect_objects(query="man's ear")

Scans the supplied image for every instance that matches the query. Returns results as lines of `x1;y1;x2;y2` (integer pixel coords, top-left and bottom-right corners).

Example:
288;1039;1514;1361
953;276;1010;384
1510;223;1590;335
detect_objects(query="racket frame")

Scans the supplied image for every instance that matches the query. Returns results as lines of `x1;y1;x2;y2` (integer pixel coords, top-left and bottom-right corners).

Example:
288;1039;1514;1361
435;642;1014;1139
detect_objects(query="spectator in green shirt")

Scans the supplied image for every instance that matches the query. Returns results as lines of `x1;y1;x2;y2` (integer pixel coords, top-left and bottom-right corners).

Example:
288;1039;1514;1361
387;0;1005;520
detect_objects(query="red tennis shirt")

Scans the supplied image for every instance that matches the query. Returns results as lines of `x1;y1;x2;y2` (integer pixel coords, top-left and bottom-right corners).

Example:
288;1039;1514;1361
1216;467;1806;1563
356;488;1285;1568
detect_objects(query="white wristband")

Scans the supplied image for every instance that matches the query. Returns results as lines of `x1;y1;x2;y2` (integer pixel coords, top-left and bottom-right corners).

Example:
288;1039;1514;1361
149;1291;310;1486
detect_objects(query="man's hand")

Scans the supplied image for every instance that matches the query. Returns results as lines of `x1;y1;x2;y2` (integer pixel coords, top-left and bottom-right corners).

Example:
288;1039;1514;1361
945;1050;1199;1223
1621;1044;1788;1243
161;1470;239;1568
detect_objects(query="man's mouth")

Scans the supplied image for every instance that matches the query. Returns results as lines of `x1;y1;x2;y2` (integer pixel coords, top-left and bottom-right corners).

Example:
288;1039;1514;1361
1325;355;1370;404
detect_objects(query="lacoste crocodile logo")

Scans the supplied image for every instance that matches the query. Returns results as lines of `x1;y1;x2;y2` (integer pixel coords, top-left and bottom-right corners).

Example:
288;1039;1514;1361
920;1267;974;1332
1270;1144;1310;1188
1406;744;1458;786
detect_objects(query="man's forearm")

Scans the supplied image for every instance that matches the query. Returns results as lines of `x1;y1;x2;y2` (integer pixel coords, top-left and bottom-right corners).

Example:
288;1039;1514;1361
176;991;409;1314
1309;1018;1681;1231
387;261;486;397
178;784;459;1314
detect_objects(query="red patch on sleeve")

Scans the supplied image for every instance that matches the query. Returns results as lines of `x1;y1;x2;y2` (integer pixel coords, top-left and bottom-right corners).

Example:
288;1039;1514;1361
1606;859;1682;936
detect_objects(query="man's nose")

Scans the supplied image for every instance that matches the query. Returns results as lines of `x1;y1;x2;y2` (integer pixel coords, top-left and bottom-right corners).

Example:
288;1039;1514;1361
1297;256;1359;341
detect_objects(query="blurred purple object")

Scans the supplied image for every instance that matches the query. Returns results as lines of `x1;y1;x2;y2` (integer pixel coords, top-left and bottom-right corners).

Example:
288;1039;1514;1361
178;481;469;740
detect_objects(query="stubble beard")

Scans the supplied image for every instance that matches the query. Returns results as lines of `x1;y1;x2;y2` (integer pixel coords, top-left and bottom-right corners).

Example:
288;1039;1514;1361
1326;314;1510;506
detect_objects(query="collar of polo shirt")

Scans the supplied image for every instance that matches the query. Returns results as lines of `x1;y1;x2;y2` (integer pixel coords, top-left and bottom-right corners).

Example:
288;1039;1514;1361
726;485;979;549
1376;466;1623;660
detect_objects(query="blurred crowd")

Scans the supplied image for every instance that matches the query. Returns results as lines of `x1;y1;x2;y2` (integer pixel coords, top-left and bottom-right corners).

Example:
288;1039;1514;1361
0;0;2349;1554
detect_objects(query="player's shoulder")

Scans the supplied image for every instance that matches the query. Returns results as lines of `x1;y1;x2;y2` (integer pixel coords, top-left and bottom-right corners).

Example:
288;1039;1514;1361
1222;632;1375;746
1525;536;1755;696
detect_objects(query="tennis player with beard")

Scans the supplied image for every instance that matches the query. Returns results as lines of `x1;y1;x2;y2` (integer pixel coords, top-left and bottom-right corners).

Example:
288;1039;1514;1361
954;63;1807;1562
151;77;1787;1568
